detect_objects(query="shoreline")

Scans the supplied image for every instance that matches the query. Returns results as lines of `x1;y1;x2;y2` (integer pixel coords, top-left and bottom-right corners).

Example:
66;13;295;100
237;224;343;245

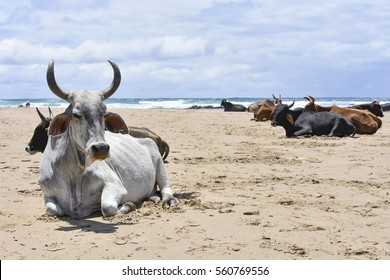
0;107;389;259
2;96;390;111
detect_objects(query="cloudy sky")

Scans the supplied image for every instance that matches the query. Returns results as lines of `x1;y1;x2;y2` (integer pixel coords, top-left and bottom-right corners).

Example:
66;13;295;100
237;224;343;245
1;0;390;99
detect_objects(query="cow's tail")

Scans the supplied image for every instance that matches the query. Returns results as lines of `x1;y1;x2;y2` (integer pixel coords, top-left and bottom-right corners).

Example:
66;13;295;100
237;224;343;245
161;140;170;161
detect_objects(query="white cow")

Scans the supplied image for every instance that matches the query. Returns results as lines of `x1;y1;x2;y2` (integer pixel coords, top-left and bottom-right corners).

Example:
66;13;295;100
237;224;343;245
38;59;177;218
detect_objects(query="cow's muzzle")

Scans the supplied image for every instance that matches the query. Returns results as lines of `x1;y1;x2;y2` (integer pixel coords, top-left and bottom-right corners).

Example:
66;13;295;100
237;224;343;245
25;145;36;155
89;142;110;161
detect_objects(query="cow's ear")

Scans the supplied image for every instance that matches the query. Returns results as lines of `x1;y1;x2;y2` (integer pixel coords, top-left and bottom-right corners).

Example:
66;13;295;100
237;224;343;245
287;113;294;125
49;113;70;136
105;112;129;134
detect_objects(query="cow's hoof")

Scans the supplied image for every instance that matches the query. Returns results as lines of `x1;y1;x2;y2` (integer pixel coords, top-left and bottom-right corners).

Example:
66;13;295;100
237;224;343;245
45;202;62;216
149;195;161;204
163;198;178;209
102;205;118;217
119;202;137;214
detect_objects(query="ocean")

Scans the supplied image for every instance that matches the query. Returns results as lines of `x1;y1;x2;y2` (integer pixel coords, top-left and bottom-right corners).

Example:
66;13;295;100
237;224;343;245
1;97;389;110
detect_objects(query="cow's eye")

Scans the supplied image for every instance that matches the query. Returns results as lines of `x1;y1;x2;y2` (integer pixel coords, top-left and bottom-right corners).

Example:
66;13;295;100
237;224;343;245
73;113;82;120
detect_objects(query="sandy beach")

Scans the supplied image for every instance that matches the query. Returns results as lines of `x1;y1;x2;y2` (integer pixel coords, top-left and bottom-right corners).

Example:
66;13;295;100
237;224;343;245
0;106;389;260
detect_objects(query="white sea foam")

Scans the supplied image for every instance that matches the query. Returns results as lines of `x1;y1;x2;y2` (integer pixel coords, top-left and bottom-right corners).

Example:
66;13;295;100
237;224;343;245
1;97;388;109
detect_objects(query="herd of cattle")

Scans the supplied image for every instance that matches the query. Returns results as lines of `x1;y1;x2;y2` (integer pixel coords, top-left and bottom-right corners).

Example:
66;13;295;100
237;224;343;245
26;60;386;218
220;95;385;137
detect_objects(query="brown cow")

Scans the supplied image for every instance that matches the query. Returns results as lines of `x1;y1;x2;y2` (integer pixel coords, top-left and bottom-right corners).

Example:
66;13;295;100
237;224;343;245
253;102;276;121
304;96;382;134
247;99;274;113
252;94;284;121
128;126;170;161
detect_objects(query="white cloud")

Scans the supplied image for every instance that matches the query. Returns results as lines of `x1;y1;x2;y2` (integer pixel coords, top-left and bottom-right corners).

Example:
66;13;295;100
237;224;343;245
128;63;157;74
202;64;250;79
30;0;110;11
152;67;192;82
158;36;207;58
0;35;207;64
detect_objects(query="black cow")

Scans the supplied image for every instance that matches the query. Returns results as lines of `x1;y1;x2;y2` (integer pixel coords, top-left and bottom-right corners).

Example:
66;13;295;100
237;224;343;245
349;101;384;117
25;107;53;155
271;103;356;137
220;99;247;112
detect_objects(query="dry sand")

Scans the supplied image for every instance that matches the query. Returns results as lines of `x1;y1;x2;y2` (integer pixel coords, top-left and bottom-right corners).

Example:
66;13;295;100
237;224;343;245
0;107;389;260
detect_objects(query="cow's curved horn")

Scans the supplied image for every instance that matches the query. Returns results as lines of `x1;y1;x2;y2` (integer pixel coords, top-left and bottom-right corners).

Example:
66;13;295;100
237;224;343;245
288;101;295;108
36;107;46;122
304;96;315;103
101;60;121;100
272;94;276;99
48;107;54;118
46;59;70;101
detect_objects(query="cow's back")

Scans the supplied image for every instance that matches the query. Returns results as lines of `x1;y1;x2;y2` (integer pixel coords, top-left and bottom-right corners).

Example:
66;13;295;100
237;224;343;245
332;108;380;134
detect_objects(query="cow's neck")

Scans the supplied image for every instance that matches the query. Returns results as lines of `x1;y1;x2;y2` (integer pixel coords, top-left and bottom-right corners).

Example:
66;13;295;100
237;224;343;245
57;131;87;213
317;105;332;111
281;122;296;137
62;130;86;170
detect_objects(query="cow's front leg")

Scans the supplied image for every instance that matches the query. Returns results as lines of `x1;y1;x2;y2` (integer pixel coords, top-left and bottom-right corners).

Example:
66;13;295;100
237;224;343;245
293;128;312;137
44;197;64;216
118;202;137;214
101;183;127;217
102;201;137;217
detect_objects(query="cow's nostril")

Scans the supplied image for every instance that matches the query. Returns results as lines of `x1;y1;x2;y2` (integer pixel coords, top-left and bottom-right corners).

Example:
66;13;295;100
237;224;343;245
92;143;109;153
91;143;110;159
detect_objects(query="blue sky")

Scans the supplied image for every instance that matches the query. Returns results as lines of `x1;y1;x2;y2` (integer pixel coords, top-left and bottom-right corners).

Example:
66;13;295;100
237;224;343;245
1;0;390;99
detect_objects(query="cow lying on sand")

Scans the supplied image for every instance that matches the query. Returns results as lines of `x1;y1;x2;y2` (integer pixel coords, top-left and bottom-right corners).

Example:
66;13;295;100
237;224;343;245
349;101;384;117
272;103;356;137
220;99;247;111
39;60;177;218
304;96;381;135
252;94;283;121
